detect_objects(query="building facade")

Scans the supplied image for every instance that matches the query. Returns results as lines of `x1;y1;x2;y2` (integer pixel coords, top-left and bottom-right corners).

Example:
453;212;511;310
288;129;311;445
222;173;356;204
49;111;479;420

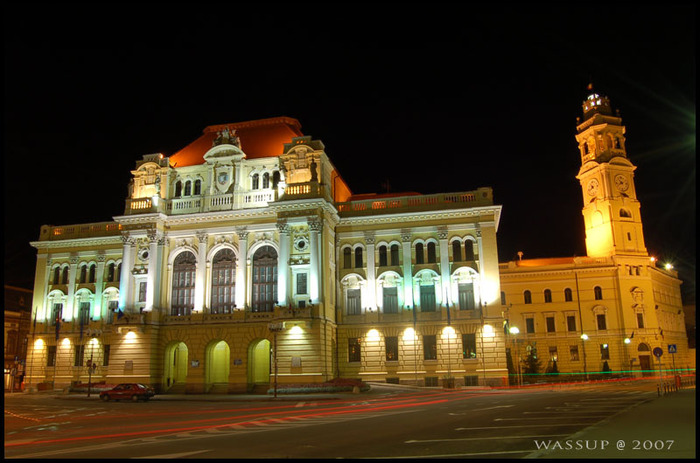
500;88;692;380
25;117;507;393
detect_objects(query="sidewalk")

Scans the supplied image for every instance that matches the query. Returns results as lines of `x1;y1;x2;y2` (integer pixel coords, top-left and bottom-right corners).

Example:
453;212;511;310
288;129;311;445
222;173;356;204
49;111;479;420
528;388;696;459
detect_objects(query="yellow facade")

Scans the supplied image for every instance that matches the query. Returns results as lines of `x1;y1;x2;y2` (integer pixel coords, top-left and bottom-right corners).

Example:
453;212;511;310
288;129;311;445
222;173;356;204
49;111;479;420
25;118;507;393
500;89;691;380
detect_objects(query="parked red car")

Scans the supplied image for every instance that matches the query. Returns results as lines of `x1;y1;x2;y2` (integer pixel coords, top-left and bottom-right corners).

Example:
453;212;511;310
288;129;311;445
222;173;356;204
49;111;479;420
99;383;155;402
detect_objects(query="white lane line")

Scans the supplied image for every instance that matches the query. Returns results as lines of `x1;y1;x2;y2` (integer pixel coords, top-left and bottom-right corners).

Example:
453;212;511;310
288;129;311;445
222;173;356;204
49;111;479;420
472;405;515;411
406;434;570;444
495;417;605;421
364;450;533;458
132;449;211;459
456;423;595;430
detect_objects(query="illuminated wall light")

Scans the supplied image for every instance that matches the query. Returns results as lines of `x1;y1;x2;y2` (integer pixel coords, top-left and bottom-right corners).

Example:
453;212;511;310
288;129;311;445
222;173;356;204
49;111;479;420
289;325;304;335
581;333;589;341
441;326;456;339
124;330;138;342
366;329;380;342
509;326;520;335
34;338;45;348
61;338;71;347
403;328;417;342
665;263;673;270
482;324;495;338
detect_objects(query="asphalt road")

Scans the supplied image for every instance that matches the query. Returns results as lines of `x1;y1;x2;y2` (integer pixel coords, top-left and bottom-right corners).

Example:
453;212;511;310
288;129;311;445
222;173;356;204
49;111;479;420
3;381;689;459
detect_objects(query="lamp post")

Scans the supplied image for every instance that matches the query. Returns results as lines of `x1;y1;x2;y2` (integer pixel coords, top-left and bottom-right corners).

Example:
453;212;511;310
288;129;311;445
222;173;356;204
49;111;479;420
268;322;285;398
509;326;521;387
580;333;589;381
87;330;101;397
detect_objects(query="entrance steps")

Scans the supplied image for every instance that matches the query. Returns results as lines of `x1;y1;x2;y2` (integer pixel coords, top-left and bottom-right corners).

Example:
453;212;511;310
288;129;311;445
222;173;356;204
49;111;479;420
250;384;270;395
165;383;186;394
207;383;229;394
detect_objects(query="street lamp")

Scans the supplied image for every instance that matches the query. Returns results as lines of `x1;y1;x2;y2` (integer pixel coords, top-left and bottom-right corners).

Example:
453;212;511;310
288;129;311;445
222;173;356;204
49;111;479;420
509;326;521;387
268;322;285;398
580;333;589;381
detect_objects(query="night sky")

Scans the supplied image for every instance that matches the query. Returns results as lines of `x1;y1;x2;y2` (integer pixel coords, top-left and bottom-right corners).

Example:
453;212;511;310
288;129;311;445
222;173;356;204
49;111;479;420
4;5;695;303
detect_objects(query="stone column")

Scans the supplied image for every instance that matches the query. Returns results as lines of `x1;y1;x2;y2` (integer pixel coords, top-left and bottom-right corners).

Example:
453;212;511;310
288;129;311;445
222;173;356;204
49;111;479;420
145;230;160;312
308;217;322;303
365;232;376;310
401;229;414;309
118;233;134;312
194;231;208;312
276;220;290;307
235;229;249;310
437;227;451;308
66;255;79;320
95;253;105;319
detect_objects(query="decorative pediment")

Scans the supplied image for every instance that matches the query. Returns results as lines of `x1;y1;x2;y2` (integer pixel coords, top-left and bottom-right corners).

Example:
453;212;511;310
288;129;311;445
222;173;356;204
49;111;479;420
203;143;246;163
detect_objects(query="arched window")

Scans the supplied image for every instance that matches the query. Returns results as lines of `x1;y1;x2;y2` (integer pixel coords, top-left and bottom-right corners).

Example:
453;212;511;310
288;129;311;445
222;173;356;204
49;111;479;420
194;179;201;195
427;242;437;263
452;241;462;262
564;288;573;302
544;289;552;303
594;286;603;300
61;267;69;285
378;245;388;267
354;247;363;268
53;267;60;285
79;265;87;284
107;263;115;282
252;246;277;312
343;248;352;269
89;264;96;283
272;171;281;188
116;263;122;281
620;208;632;218
464;240;475;261
175;181;182;197
415;243;424;265
252;174;259;190
390;244;400;266
262;172;270;189
171;251;196;316
211;248;236;314
524;290;532;304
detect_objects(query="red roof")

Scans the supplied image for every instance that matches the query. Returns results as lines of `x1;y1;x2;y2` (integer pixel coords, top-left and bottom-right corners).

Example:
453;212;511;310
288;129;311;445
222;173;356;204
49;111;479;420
169;117;304;167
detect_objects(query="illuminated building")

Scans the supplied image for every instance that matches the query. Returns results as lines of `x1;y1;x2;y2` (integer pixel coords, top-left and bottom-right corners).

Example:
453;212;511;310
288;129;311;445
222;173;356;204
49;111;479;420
499;88;693;379
25;117;507;392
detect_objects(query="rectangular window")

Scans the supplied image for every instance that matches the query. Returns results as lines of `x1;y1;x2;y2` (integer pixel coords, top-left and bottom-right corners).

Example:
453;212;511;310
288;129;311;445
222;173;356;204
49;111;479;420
423;335;437;360
103;344;110;367
462;333;477;359
636;313;644;329
382;287;398;314
600;344;610;360
296;273;308;295
47;345;57;367
79;302;90;326
74;344;85;367
390;245;400;266
346;289;361;315
138;281;147;303
526;318;535;334
420;285;436;312
546;316;555;333
50;303;63;326
458;283;475;310
566;315;577;332
385;336;399;361
596;314;607;330
348;338;361;362
570;345;580;361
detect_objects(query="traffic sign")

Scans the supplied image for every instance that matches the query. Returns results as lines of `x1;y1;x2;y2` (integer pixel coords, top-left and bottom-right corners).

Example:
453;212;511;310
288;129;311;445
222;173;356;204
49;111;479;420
668;344;677;354
653;347;663;358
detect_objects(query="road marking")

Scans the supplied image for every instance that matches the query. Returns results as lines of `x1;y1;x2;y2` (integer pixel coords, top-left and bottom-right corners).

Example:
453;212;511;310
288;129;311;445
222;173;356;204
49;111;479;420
406;434;570;444
132;449;211;459
495;417;605;421
295;402;305;407
456;423;595;430
364;449;533;458
472;405;515;411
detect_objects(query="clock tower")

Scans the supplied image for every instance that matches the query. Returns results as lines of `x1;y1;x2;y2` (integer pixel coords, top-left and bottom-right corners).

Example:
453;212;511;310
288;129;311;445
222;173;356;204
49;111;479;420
575;85;647;258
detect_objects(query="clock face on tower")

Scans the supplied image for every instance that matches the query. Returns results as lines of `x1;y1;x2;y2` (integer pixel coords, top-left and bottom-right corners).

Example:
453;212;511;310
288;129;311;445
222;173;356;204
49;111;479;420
614;174;629;192
586;178;599;197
